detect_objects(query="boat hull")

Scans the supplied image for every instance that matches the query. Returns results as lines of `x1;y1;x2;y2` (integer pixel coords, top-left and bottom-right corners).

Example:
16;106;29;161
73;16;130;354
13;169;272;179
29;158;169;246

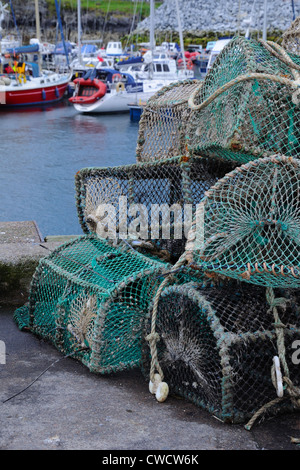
71;78;175;114
69;78;107;105
0;77;70;108
72;89;155;114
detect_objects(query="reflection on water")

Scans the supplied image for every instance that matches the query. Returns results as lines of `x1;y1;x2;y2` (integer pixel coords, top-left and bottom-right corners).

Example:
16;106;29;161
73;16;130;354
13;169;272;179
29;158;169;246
73;114;107;135
0;99;138;237
0;100;67;115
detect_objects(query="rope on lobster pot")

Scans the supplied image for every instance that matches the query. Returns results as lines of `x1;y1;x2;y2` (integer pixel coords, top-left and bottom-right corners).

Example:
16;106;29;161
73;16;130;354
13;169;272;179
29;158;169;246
145;253;188;403
245;287;300;430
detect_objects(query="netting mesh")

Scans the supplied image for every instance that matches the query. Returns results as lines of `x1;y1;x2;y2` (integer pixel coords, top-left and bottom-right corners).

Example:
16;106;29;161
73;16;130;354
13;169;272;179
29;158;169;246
13;235;200;374
75;156;235;262
12;33;300;427
282;16;300;55
142;281;300;423
136;79;201;163
13;235;172;373
186;36;300;164
186;155;300;289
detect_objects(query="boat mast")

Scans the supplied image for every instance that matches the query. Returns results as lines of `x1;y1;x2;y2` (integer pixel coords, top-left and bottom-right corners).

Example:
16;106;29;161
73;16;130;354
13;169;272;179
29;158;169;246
0;2;8;74
262;0;267;40
34;0;42;73
78;0;82;65
149;0;154;78
175;0;186;75
245;0;257;39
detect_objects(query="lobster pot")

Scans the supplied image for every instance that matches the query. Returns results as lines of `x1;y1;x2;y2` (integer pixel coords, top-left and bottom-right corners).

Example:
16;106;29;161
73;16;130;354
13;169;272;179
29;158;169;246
75;156;235;262
135;79;201;163
186;37;300;164
14;235;174;374
142;282;300;424
282;16;300;55
186;155;300;289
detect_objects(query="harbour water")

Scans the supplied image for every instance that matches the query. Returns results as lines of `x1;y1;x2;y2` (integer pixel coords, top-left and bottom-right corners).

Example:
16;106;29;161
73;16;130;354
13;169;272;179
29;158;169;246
0;100;139;238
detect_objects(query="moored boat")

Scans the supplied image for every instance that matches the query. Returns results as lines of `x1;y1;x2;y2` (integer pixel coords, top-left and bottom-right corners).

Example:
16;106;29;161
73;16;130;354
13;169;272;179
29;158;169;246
0;49;71;108
68;67;169;114
0;0;71;108
0;69;71;107
69;74;107;105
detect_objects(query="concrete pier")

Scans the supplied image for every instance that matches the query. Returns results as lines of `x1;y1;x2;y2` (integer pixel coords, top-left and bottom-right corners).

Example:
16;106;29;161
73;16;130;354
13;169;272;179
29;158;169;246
0;221;77;306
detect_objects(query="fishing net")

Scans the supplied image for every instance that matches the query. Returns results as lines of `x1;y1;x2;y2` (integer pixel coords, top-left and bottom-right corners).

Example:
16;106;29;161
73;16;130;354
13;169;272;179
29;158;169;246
141;154;300;425
282;16;300;56
13;235;175;374
142;281;300;424
185;155;300;290
75;155;235;262
136;79;201;163
186;36;300;164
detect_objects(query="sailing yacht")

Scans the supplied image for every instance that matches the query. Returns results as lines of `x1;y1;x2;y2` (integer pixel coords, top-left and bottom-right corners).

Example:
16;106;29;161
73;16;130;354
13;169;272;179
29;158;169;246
0;0;71;108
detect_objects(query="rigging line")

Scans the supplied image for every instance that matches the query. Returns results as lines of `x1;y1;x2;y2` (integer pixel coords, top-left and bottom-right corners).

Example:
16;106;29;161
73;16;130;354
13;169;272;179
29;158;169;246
125;0;139;51
54;0;70;67
101;0;111;45
245;0;257;39
136;0;145;46
55;0;62;49
9;0;21;42
291;0;296;21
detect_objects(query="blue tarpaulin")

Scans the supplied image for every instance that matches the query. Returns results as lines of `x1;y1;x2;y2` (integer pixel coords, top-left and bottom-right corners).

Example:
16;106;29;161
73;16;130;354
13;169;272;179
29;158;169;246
26;62;40;77
81;44;97;54
54;41;73;55
7;44;39;54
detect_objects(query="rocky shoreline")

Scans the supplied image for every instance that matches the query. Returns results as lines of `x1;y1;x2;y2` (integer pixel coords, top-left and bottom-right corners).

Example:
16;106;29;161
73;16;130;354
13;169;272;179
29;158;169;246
2;0;299;45
137;0;298;35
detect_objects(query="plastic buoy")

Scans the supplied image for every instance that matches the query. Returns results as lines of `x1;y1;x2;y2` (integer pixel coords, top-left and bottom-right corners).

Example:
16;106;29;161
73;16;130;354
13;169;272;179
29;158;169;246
273;356;283;397
149;373;162;394
155;382;169;402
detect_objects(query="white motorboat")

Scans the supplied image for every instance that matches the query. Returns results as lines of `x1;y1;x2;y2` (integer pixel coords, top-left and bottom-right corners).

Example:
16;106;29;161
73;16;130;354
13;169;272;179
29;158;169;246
69;67;173;114
118;54;194;82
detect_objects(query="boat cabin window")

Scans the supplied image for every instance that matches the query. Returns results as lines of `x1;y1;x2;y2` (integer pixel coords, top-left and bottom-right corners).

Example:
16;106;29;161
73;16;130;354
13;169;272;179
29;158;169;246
163;64;169;72
153;53;167;60
156;64;162;72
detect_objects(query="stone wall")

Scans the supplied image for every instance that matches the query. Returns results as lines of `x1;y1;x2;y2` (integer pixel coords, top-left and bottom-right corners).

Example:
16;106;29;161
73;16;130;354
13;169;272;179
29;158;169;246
136;0;300;35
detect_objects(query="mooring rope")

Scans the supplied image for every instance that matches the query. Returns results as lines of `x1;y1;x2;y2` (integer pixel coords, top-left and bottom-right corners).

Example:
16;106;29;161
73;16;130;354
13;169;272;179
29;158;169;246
245;286;300;430
146;253;188;400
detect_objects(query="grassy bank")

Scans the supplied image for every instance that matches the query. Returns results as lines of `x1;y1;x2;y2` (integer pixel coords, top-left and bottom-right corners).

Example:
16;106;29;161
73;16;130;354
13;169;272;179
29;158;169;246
46;0;162;17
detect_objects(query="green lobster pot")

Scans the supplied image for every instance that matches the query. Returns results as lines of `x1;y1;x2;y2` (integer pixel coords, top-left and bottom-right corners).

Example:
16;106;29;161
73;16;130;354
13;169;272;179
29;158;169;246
135;79;201;163
186;36;300;164
75;155;235;262
14;235;173;374
142;281;300;424
186;155;300;290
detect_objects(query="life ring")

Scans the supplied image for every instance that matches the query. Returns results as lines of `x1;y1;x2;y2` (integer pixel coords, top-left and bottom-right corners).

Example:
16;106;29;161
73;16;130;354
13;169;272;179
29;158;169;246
112;73;122;83
116;82;125;92
178;58;194;70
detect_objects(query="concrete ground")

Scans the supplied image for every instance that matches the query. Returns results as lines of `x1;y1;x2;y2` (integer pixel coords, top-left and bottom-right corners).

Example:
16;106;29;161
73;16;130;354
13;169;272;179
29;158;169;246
0;222;300;451
1;307;300;451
